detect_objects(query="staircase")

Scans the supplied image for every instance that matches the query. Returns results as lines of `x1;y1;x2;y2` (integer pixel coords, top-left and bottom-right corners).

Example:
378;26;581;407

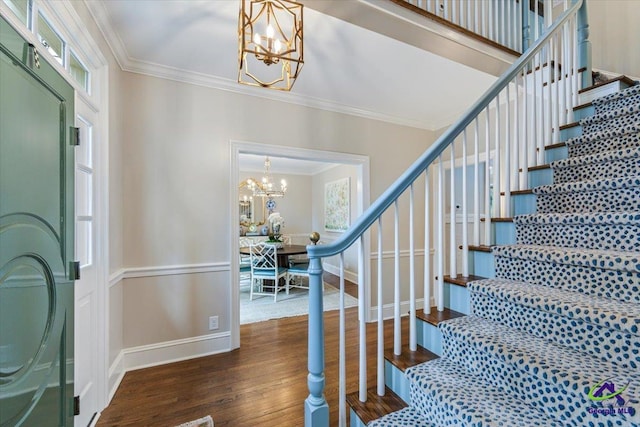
302;1;640;426
363;81;640;426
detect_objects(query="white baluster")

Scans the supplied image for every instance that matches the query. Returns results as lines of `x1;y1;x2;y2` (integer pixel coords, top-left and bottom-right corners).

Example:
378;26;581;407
339;253;346;426
449;144;457;279
424;168;431;314
504;85;512;217
494;97;502;218
473;119;480;246
358;240;367;402
437;155;445;311
394;200;401;356
484;106;492;246
376;219;385;396
409;184;417;351
461;130;469;277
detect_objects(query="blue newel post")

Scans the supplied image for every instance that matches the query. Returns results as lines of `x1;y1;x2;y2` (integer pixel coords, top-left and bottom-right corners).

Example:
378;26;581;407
305;255;329;427
577;0;592;88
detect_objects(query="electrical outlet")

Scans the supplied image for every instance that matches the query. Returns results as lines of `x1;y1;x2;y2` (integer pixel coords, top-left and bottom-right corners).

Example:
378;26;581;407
208;316;219;330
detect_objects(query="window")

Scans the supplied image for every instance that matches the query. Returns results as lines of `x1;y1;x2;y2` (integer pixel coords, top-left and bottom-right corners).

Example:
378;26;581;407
4;0;93;94
3;0;30;27
37;12;63;65
69;51;89;92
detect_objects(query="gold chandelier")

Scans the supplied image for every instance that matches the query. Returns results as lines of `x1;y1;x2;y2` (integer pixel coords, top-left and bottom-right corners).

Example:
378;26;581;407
238;0;304;91
246;157;287;198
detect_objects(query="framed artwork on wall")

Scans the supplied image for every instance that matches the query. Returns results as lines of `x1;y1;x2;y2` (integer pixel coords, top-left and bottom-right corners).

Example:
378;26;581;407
324;177;350;232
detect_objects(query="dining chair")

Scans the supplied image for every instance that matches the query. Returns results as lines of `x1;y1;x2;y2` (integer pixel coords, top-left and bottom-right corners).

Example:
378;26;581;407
239;237;253;287
249;242;290;302
287;258;310;290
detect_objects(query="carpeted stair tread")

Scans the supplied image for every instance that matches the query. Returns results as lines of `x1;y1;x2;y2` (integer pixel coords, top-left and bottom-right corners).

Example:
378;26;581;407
551;146;640;169
514;212;640;251
405;358;563;427
551;152;640;185
534;175;640;195
532;176;640;213
493;245;640;304
514;212;640;225
582;102;640;125
566;132;640;158
367;407;436;427
492;244;640;273
441;316;640;399
581;111;640;136
592;84;640;107
440;316;640;426
468;278;640;337
565;124;640;150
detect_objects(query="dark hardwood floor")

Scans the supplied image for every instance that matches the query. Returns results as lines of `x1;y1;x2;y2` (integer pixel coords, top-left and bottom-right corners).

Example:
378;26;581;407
97;274;405;427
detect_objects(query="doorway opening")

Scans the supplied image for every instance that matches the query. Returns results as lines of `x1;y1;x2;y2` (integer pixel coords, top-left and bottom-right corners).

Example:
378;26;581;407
230;142;370;348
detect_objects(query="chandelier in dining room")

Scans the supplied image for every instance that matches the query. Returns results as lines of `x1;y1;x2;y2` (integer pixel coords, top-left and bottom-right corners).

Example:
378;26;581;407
247;156;287;198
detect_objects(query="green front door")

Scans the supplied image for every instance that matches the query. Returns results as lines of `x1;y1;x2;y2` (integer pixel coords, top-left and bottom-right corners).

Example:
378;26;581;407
0;16;75;426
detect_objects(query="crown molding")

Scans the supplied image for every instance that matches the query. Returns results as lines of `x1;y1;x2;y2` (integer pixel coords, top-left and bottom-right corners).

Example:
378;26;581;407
83;0;439;131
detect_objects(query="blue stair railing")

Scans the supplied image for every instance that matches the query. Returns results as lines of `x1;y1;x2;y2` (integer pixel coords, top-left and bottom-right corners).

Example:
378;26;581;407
304;0;591;425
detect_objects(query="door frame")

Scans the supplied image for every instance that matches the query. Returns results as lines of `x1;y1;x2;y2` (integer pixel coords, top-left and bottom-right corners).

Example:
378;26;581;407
229;141;371;349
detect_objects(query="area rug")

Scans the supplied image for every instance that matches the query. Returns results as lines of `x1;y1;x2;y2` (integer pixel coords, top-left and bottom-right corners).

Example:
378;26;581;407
240;282;358;324
175;415;213;427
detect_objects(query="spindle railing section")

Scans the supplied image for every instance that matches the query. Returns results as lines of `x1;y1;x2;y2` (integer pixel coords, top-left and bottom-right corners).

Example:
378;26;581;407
394;0;561;54
304;0;591;426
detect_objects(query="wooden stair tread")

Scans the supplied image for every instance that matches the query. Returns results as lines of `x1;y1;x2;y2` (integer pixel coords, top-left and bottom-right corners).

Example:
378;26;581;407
491;217;514;222
347;386;407;425
529;164;551;171
545;142;566;150
468;244;492;252
574;101;593;111
384;344;438;372
560;121;580;130
500;189;533;196
444;274;486;286
578;75;637;94
417;306;466;326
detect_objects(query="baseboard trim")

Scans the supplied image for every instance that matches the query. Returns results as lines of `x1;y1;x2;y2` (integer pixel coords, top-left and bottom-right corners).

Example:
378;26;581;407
107;351;125;403
322;263;358;284
123;331;232;372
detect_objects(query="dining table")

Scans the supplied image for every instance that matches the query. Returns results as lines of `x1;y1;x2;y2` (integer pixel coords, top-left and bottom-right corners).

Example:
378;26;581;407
239;244;308;267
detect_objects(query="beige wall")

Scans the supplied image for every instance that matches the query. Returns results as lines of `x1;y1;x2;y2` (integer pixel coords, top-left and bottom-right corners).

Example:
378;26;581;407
589;0;640;79
118;70;436;350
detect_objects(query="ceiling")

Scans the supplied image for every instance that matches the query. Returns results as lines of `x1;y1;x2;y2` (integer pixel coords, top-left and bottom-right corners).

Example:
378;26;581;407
86;0;501;132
